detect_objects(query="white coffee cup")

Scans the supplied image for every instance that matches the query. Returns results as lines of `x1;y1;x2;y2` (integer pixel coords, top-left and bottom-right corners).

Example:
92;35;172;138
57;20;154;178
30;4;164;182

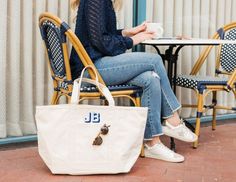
146;23;164;38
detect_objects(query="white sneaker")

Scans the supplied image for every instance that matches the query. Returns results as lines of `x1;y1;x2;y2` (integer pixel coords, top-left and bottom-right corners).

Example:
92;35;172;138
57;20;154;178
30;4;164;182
162;120;198;142
144;142;184;163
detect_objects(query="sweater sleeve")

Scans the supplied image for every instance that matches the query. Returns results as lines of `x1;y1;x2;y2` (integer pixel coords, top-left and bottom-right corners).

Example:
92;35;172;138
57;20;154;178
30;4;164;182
116;29;123;35
86;0;133;56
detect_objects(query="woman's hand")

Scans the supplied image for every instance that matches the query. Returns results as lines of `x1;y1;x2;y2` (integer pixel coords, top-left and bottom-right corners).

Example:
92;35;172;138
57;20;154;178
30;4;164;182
122;21;148;37
131;31;156;46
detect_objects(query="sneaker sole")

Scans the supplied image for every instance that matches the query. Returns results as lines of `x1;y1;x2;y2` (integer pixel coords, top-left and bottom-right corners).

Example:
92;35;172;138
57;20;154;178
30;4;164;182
144;151;185;163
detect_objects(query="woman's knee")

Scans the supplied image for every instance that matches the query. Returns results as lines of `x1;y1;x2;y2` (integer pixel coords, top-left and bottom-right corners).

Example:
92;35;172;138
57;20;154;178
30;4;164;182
148;53;162;62
144;53;165;68
130;71;160;88
146;53;167;73
129;52;162;63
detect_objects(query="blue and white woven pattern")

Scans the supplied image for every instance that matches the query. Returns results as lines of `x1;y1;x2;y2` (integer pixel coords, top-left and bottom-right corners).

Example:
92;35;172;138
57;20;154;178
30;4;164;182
43;21;65;78
60;83;141;92
175;75;228;90
220;28;236;72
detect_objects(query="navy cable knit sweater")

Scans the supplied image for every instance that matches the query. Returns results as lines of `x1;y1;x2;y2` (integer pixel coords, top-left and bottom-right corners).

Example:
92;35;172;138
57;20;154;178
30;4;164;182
70;0;133;80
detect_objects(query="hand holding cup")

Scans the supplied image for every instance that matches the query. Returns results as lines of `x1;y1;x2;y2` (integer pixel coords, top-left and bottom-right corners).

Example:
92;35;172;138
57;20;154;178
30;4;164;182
146;23;164;39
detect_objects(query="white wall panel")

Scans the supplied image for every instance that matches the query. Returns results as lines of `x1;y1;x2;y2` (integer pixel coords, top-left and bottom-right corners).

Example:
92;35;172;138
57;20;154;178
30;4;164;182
7;0;22;136
0;0;8;138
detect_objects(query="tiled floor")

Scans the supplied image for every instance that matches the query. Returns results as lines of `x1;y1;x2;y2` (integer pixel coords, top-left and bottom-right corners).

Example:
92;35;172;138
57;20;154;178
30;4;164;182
0;122;236;182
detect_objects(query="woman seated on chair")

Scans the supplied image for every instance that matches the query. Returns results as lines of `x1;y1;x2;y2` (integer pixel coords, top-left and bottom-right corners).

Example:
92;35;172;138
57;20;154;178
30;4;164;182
70;0;197;163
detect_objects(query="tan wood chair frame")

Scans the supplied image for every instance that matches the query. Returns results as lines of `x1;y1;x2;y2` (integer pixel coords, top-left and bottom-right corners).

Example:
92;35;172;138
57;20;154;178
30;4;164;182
181;22;236;148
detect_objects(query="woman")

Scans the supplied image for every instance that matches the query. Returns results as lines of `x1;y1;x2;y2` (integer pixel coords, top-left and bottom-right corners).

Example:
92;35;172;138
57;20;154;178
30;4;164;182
70;0;197;163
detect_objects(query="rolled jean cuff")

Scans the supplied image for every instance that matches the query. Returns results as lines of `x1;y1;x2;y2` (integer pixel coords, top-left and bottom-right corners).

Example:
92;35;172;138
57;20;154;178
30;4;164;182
143;133;164;141
162;105;182;119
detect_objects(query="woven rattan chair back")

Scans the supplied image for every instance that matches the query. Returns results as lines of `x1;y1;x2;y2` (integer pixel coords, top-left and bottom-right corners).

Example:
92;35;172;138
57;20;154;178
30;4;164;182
219;28;236;73
39;19;73;104
41;21;66;78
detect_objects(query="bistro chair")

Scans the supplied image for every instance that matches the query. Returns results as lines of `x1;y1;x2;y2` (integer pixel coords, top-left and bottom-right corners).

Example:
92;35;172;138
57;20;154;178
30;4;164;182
39;12;145;156
175;22;236;148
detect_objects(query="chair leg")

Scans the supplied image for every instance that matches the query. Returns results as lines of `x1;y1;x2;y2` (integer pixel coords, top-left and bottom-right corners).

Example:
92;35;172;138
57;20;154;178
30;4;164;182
135;95;146;157
193;93;204;149
51;91;59;105
140;144;145;158
135;96;141;107
212;91;217;130
66;95;70;104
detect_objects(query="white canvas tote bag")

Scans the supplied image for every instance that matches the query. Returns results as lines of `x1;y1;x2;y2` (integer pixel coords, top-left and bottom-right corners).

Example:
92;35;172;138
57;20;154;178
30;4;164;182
35;66;148;175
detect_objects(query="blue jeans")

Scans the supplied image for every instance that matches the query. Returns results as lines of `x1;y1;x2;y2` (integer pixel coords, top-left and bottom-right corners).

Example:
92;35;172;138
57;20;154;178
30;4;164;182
94;52;181;140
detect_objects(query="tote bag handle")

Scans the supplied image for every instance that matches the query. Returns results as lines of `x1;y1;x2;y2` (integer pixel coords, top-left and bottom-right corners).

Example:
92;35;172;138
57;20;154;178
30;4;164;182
71;66;115;106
